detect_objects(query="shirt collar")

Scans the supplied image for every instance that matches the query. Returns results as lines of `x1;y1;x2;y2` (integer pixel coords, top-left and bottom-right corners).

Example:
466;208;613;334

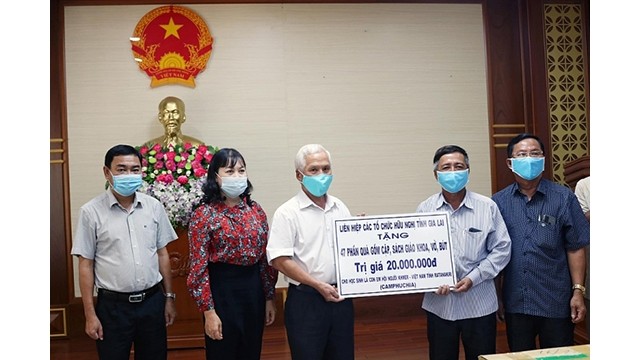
106;189;142;209
106;189;119;207
435;191;473;211
509;178;549;197
536;178;550;195
296;189;335;211
215;198;247;213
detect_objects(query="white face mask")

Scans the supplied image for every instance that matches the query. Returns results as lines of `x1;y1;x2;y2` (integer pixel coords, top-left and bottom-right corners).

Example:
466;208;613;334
218;175;248;198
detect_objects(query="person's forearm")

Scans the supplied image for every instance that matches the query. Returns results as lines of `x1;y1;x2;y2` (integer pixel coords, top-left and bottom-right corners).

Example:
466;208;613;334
272;257;320;288
78;257;97;318
567;248;587;286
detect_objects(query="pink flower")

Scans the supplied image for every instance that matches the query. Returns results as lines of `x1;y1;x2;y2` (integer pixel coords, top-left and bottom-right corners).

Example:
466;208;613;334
194;168;207;177
177;175;189;185
151;143;162;152
154;161;165;170
196;145;209;155
156;174;173;184
139;146;149;156
165;159;177;171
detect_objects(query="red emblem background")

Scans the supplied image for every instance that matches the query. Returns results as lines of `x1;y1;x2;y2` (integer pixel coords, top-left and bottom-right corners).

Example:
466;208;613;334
131;5;213;88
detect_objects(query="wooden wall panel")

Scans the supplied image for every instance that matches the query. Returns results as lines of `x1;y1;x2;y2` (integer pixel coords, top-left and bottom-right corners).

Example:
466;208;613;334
540;2;590;185
483;0;528;193
51;0;73;338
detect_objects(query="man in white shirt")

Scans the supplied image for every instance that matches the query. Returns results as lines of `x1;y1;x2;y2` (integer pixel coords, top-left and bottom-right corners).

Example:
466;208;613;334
71;144;178;360
574;176;590;221
267;144;354;360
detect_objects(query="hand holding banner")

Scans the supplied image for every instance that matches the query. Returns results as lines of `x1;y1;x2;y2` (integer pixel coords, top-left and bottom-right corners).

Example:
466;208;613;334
333;212;457;298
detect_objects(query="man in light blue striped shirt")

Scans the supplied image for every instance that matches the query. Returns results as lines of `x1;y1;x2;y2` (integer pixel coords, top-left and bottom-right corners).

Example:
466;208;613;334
416;145;511;360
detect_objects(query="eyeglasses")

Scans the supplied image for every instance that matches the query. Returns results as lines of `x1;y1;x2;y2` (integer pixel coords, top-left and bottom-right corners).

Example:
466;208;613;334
512;151;544;158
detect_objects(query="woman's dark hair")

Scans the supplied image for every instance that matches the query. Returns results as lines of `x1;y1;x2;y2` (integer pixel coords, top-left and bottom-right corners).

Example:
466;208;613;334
195;148;254;209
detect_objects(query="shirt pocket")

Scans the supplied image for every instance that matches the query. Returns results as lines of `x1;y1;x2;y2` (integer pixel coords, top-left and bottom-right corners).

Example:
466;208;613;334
142;221;159;252
534;223;559;251
462;228;487;258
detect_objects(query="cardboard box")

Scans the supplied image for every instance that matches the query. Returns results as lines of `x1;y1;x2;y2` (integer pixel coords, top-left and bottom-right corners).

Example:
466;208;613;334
478;344;590;359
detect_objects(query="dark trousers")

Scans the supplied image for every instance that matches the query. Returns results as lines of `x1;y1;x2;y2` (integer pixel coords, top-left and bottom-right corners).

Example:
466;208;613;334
285;284;354;360
505;313;575;352
426;311;496;360
205;262;265;360
95;289;167;360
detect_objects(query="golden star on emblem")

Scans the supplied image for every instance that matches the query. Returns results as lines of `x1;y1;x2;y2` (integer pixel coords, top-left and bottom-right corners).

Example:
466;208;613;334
160;17;183;39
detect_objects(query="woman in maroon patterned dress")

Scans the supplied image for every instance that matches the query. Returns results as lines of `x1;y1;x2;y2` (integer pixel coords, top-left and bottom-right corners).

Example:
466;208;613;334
187;148;277;360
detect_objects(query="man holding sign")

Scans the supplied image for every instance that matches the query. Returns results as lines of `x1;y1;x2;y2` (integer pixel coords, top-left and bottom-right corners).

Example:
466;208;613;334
267;144;354;360
416;145;511;360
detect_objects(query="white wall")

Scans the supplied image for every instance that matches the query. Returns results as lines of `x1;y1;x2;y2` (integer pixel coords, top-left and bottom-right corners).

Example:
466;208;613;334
65;3;489;294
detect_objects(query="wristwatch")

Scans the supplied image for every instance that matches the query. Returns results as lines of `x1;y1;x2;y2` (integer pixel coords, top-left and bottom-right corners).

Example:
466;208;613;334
165;292;177;300
572;284;586;295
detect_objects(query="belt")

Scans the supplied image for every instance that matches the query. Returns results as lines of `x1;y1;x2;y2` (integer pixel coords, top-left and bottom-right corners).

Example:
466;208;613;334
98;283;161;303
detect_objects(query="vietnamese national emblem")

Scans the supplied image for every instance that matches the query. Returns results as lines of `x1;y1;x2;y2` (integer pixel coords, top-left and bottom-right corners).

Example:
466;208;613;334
131;5;213;88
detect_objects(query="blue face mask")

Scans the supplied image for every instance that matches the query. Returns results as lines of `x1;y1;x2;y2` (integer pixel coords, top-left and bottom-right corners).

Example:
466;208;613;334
436;169;469;194
510;157;545;180
110;172;143;197
301;173;333;197
218;175;248;199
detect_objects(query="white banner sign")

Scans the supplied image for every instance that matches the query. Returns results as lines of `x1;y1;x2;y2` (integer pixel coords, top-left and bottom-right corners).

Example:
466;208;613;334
333;212;457;298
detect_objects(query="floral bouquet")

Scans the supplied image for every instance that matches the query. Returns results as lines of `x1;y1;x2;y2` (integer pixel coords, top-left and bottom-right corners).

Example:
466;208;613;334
136;142;217;228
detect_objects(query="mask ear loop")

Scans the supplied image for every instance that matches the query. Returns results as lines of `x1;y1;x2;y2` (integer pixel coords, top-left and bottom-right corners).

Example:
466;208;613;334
105;168;115;188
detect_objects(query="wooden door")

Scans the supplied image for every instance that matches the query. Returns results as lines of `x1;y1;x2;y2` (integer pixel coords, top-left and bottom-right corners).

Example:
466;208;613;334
166;227;205;349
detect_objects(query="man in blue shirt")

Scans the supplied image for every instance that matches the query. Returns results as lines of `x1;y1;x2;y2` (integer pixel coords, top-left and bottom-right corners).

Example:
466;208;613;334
492;133;589;351
416;145;511;360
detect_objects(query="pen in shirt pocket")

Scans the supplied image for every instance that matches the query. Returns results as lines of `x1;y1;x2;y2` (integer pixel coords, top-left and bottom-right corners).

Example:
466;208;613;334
468;227;482;233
